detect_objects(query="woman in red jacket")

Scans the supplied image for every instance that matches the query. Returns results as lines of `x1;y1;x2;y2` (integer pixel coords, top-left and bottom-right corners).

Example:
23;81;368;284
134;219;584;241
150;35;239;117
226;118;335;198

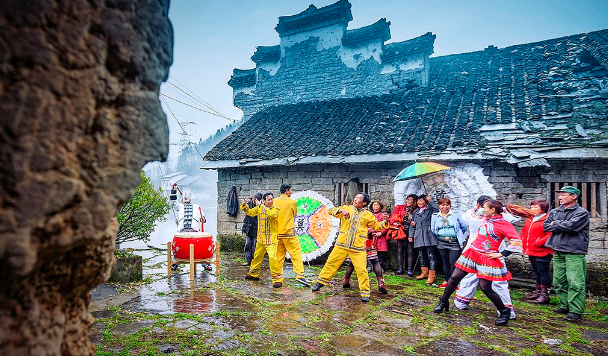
506;200;553;304
388;194;418;276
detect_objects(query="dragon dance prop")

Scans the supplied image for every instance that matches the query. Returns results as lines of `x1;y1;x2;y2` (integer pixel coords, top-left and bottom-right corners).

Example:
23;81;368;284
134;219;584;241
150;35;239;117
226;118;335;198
290;190;340;262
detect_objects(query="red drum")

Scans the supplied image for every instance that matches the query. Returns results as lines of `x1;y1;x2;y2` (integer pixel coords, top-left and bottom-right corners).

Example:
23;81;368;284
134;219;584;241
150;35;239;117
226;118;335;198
172;232;215;260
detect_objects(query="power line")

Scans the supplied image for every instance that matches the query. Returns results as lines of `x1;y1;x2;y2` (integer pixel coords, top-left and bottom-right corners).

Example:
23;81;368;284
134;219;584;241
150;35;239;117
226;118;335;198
160;96;207;161
168;75;227;118
166;80;226;118
160;93;235;122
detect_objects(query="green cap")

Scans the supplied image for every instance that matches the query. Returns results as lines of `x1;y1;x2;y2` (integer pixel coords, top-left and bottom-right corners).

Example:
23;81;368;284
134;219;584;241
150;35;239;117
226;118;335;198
555;186;581;196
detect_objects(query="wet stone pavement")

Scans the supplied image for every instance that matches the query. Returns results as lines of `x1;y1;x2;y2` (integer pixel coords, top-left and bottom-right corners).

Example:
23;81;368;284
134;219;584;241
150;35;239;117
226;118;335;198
91;250;608;356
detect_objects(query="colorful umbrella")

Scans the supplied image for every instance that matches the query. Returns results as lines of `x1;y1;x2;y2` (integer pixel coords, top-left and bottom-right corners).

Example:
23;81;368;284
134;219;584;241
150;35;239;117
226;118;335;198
289;190;340;262
393;163;496;213
393;162;451;182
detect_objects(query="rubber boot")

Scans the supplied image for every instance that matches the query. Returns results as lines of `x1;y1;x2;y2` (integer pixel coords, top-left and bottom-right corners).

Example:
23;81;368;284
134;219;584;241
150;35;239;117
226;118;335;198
531;285;550;304
426;270;436;285
342;275;351;289
377;277;387;294
525;283;540;300
416;267;429;280
495;308;511;326
433;297;450;313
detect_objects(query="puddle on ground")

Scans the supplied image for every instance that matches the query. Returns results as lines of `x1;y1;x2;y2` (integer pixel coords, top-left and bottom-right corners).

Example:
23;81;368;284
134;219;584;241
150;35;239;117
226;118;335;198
122;286;258;315
92;252;608;355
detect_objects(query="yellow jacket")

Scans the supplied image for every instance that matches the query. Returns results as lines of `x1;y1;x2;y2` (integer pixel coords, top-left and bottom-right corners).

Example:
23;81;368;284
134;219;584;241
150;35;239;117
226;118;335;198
240;204;280;245
329;205;388;252
274;194;298;238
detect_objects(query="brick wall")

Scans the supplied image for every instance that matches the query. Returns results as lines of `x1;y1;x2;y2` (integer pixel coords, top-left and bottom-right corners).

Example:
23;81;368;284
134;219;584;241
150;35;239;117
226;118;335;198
233;35;430;121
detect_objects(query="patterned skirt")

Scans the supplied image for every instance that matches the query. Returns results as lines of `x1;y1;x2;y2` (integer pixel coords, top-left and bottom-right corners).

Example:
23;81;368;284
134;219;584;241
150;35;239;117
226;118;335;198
454;248;512;282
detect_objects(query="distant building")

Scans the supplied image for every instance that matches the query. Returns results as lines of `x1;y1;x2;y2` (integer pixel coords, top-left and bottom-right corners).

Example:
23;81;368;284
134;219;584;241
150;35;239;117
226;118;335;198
203;0;608;293
161;172;215;202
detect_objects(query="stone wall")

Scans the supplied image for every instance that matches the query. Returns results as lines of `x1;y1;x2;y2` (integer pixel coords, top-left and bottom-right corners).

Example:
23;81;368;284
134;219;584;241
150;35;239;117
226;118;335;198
216;159;608;294
232;35;432;120
0;0;173;354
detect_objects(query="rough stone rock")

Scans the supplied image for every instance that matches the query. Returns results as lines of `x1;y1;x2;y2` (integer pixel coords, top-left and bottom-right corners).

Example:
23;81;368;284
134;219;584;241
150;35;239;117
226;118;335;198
0;0;173;355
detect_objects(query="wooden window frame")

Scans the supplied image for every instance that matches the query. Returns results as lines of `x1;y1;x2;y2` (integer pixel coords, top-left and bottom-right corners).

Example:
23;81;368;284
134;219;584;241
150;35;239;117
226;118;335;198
547;181;606;221
335;181;369;206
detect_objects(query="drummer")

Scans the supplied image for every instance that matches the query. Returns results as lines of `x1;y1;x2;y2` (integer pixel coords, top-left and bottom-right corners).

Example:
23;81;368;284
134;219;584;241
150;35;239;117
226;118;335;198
176;196;206;232
175;196;211;271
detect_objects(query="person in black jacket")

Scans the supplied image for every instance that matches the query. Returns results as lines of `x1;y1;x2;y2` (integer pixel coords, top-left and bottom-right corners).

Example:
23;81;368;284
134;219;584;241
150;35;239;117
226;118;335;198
409;194;440;284
543;186;590;323
242;192;262;265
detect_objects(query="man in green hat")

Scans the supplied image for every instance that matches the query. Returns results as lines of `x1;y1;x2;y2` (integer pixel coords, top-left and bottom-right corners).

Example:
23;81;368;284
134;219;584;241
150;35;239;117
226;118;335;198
543;186;590;322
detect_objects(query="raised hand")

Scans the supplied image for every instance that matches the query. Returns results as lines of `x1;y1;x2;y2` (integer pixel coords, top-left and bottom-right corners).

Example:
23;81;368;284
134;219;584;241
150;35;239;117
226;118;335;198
340;209;350;219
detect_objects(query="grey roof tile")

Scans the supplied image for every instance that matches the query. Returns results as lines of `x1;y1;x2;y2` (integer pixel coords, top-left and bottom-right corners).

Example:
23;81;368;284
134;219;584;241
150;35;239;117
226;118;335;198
207;29;608;162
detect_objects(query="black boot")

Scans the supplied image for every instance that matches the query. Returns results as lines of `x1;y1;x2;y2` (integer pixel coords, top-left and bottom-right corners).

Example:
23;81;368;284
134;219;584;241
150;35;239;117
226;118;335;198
433;297;450;313
407;269;414;277
311;283;323;292
396;268;404;275
495;308;511;326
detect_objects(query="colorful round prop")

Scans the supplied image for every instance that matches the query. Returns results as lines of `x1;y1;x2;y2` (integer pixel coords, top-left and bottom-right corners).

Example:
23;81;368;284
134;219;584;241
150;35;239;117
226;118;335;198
290;190;340;262
393;163;497;213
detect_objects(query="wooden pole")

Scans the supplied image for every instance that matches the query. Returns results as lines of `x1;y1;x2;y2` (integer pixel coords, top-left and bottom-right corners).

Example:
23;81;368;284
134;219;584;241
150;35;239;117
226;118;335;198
189;244;195;281
591;182;597;218
215;238;221;276
167;242;172;277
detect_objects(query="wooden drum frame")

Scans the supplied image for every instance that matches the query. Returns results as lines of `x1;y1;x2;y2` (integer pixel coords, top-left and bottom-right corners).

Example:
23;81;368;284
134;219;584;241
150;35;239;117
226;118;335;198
167;232;220;280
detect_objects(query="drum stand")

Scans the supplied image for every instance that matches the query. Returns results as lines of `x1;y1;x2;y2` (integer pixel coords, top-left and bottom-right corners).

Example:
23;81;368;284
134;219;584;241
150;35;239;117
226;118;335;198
166;241;221;281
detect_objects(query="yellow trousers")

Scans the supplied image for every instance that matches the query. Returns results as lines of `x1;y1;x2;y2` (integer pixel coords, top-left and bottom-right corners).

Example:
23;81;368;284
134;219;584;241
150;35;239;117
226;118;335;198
248;242;282;283
317;246;370;298
276;237;305;281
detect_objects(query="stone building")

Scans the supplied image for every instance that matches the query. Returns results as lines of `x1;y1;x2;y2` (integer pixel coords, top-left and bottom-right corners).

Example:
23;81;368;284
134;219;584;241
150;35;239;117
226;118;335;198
203;0;608;293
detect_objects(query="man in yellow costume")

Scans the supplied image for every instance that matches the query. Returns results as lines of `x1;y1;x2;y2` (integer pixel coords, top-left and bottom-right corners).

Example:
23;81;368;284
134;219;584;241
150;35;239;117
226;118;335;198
274;184;310;287
241;192;282;288
312;193;389;302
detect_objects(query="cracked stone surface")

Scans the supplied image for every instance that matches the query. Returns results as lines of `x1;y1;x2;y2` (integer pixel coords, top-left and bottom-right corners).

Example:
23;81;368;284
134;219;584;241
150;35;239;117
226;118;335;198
0;0;173;354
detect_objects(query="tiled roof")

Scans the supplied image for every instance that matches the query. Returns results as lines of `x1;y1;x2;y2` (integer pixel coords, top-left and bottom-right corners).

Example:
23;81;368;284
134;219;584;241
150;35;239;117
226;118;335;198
342;18;391;47
275;0;352;37
227;68;256;88
251;45;280;63
207;29;608;162
381;32;436;61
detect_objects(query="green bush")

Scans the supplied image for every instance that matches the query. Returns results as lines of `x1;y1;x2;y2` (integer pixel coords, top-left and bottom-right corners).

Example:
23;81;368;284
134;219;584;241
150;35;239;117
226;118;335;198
116;171;171;245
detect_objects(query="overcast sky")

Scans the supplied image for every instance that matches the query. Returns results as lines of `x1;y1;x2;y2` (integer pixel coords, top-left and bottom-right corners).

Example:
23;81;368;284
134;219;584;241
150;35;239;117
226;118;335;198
159;0;608;160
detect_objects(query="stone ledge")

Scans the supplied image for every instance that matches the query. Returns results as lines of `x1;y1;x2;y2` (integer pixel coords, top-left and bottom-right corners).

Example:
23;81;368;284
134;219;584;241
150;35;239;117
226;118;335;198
108;255;143;283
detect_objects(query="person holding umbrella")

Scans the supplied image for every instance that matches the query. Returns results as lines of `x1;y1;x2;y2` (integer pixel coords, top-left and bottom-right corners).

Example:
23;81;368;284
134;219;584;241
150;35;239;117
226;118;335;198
409;194;440;284
393;162;451;282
